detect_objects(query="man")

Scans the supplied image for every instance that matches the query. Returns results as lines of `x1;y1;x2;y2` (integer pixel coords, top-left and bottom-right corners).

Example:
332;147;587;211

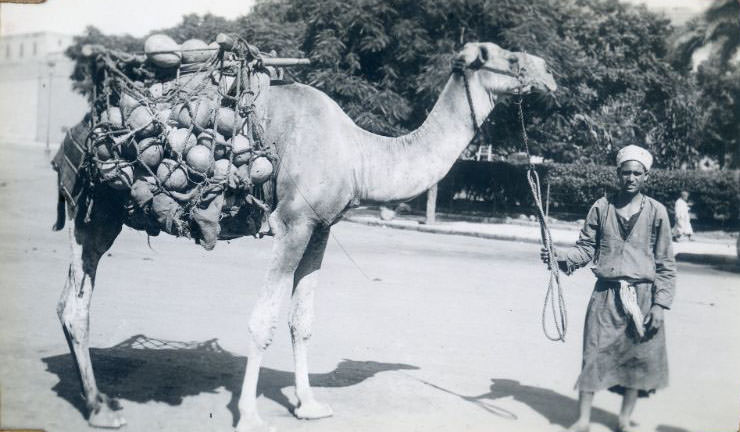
673;191;694;241
542;145;677;432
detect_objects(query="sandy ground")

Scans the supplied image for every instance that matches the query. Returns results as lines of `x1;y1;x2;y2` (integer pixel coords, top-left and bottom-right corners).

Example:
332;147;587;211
1;143;739;432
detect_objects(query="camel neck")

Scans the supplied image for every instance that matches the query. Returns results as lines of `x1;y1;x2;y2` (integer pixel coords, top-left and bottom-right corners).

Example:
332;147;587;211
354;72;493;203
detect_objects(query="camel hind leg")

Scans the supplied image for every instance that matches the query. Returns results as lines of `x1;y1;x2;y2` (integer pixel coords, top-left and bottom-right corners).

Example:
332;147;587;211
290;225;333;419
57;208;124;428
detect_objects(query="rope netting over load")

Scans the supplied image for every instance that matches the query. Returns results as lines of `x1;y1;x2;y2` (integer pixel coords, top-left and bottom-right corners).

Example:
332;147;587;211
58;33;309;250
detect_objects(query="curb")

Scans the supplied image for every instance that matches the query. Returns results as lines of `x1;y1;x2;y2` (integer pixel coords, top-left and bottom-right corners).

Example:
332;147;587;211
343;216;739;266
344;217;572;246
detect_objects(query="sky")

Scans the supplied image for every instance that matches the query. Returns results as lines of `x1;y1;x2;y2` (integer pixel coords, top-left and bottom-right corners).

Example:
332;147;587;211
0;0;256;37
0;0;714;38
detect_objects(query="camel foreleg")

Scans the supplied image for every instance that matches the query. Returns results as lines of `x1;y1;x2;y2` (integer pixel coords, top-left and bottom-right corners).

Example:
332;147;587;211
236;214;315;432
57;213;123;428
290;226;332;419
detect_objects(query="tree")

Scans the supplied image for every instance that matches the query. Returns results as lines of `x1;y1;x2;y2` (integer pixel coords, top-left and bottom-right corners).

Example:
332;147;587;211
65;0;703;168
670;0;740;168
670;0;739;71
297;0;703;167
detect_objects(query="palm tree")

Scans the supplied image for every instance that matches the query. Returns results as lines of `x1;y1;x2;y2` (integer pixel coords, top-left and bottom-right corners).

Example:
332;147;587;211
670;0;739;70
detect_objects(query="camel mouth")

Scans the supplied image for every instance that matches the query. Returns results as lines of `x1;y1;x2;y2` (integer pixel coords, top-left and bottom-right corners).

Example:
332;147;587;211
533;77;557;93
516;55;557;94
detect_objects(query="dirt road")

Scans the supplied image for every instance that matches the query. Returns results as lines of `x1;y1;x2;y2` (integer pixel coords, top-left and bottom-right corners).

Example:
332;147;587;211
1;143;739;432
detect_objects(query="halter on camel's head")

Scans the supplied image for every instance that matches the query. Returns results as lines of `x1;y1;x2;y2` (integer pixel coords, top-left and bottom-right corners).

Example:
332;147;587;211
452;42;557;95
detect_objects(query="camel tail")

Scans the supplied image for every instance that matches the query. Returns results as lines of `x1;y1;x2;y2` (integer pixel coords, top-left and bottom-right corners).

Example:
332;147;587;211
53;192;66;231
51;118;89;232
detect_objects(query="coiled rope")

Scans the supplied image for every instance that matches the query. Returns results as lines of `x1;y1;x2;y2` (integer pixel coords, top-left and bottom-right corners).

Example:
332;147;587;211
515;96;567;342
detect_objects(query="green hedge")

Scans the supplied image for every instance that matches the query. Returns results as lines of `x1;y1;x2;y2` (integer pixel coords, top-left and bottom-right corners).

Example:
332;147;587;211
429;161;739;227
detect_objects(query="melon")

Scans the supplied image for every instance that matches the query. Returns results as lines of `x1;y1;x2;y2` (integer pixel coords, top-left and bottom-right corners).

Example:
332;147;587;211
186;145;214;175
197;130;215;150
215;107;237;137
94;140;113;161
130;176;157;208
157;159;188;191
231;134;252;166
177;98;214;130
181;38;212;64
127;105;158;137
149;83;164;98
155;108;172;126
100;107;123;128
144;34;181;69
137;137;164;169
212;159;236;183
166;128;196;157
98;161;134;190
249;157;274;184
119;92;141;117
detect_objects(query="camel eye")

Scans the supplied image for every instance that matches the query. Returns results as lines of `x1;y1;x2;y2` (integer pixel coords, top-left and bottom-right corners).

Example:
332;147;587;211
479;47;489;61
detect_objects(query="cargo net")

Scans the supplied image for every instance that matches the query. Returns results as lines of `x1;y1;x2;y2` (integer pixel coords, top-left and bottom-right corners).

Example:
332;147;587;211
80;34;279;249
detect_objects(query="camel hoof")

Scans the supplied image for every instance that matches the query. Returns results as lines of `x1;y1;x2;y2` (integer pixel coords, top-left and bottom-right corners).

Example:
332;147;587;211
88;403;126;429
235;417;275;432
294;401;333;420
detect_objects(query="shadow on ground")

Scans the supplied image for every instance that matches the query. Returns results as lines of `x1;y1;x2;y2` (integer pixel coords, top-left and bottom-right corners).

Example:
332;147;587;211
413;377;690;432
42;334;418;426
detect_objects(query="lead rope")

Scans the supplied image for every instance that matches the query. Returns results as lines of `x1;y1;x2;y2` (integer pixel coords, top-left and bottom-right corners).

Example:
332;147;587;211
460;65;567;342
515;94;567;342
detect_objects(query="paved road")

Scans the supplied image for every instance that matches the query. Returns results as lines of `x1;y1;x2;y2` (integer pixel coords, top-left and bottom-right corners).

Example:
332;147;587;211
1;143;739;432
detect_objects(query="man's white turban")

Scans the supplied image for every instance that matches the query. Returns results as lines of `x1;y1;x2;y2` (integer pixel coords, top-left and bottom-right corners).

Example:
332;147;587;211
616;145;653;171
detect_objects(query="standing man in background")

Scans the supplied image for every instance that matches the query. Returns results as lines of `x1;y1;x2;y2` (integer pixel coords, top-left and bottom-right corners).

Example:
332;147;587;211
673;191;694;241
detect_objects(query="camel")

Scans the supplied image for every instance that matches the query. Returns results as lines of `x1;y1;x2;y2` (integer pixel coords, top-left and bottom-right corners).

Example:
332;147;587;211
55;42;556;430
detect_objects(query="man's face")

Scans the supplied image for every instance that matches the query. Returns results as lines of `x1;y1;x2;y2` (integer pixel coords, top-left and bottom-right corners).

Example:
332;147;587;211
617;160;648;194
681;191;689;201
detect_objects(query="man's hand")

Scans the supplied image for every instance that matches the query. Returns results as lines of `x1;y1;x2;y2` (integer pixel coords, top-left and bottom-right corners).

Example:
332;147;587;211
643;305;665;338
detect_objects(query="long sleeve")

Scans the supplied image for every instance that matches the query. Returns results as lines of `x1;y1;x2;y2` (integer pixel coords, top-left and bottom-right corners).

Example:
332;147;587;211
557;202;602;274
652;206;677;308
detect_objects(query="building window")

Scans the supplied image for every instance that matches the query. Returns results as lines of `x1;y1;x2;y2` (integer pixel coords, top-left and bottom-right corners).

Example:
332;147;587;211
58;39;62;47
33;42;37;56
19;43;23;58
5;45;9;59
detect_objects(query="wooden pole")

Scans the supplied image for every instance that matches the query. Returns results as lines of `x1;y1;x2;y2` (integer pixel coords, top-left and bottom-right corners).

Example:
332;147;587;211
426;183;438;224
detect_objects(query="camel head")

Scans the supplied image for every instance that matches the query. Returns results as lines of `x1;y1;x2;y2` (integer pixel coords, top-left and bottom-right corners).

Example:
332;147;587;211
453;42;557;95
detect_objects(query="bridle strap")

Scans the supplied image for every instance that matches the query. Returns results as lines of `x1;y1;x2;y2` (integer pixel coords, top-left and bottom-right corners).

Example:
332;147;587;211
455;59;523;133
477;64;520;78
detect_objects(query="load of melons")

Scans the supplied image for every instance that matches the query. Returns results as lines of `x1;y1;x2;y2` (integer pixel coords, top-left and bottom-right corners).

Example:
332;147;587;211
91;33;274;200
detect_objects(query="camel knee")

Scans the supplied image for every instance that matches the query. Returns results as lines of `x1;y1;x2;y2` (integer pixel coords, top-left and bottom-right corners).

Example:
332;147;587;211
57;277;89;339
248;309;279;351
59;302;89;341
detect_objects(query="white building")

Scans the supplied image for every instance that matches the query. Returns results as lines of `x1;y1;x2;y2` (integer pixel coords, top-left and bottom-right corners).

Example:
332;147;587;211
0;32;88;146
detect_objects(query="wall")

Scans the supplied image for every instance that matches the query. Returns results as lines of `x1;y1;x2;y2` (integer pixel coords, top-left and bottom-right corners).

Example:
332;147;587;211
0;32;87;146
